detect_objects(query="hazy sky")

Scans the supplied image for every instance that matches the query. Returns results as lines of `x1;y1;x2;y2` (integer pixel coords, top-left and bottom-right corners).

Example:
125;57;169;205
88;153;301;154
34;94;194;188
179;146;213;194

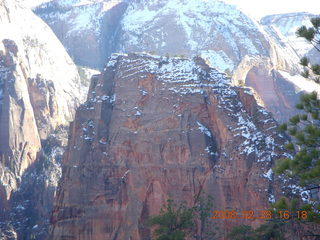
222;0;320;20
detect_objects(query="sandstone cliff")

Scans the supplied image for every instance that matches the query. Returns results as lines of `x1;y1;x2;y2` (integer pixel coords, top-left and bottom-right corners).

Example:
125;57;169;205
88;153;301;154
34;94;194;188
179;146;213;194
0;0;87;238
48;53;297;239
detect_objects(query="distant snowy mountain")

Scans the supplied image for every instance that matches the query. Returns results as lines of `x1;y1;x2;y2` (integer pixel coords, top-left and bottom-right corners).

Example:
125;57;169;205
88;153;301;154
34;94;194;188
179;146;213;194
261;12;316;57
32;0;317;122
120;0;272;71
34;0;300;72
34;0;128;68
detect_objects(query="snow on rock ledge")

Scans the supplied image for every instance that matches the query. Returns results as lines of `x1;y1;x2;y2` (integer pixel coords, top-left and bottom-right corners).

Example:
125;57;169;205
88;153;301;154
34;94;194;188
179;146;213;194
48;53;300;239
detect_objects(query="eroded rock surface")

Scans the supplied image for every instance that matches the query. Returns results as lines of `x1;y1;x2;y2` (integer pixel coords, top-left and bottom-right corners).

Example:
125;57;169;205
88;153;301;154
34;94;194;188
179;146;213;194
0;39;41;207
48;53;294;239
0;0;87;238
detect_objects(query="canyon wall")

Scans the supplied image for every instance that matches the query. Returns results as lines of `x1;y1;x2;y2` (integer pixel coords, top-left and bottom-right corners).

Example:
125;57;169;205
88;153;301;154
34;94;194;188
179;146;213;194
48;53;295;239
0;0;87;238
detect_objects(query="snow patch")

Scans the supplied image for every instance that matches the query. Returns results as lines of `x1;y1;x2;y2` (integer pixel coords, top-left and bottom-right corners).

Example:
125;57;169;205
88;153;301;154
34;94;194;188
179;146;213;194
197;121;212;137
268;194;275;203
279;70;320;96
263;168;273;181
135;110;142;116
200;50;235;72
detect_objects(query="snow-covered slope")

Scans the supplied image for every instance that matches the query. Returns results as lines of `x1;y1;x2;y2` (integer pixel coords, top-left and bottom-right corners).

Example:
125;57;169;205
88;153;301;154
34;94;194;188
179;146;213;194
35;0;128;68
261;12;316;57
279;70;320;95
120;0;273;72
33;0;316;122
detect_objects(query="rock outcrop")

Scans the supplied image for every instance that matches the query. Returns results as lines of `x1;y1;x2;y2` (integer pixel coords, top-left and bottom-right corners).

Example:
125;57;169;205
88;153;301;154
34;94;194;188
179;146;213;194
0;0;87;238
48;53;294;239
0;39;41;213
232;56;304;122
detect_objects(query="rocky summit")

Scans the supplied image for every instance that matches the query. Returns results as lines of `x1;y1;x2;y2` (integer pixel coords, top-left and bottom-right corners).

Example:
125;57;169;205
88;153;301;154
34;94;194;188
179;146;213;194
48;53;293;239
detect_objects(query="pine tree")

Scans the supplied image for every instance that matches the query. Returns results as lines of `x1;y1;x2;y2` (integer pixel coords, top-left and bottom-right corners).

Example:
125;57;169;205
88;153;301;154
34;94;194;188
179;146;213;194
147;194;215;240
277;91;320;185
147;199;195;240
276;16;320;187
296;17;320;82
274;16;320;234
227;222;285;240
227;225;256;240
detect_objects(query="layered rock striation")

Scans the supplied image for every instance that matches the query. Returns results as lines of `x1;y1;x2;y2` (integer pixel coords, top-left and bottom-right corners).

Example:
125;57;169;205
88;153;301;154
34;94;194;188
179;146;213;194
48;53;294;239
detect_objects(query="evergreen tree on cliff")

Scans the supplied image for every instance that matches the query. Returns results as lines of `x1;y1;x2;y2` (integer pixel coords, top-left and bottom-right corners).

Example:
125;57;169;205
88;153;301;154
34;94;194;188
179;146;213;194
277;16;320;191
276;16;320;226
296;17;320;82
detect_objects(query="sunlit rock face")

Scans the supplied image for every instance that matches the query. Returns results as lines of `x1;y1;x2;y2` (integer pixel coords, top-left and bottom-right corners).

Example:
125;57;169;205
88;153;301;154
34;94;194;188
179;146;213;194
0;0;84;138
0;0;86;238
48;53;294;239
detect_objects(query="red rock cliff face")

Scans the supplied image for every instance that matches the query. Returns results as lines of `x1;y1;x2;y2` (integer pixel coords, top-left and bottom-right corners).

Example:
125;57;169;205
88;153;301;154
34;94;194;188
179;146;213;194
0;39;41;209
48;54;291;239
245;67;301;122
0;0;85;237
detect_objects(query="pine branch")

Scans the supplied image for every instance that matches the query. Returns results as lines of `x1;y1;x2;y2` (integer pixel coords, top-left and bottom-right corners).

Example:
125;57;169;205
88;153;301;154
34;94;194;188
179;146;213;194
304;185;320;191
310;41;320;52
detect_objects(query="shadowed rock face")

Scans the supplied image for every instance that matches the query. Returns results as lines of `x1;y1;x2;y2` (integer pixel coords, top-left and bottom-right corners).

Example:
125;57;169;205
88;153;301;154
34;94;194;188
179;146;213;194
48;53;292;239
245;67;302;122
